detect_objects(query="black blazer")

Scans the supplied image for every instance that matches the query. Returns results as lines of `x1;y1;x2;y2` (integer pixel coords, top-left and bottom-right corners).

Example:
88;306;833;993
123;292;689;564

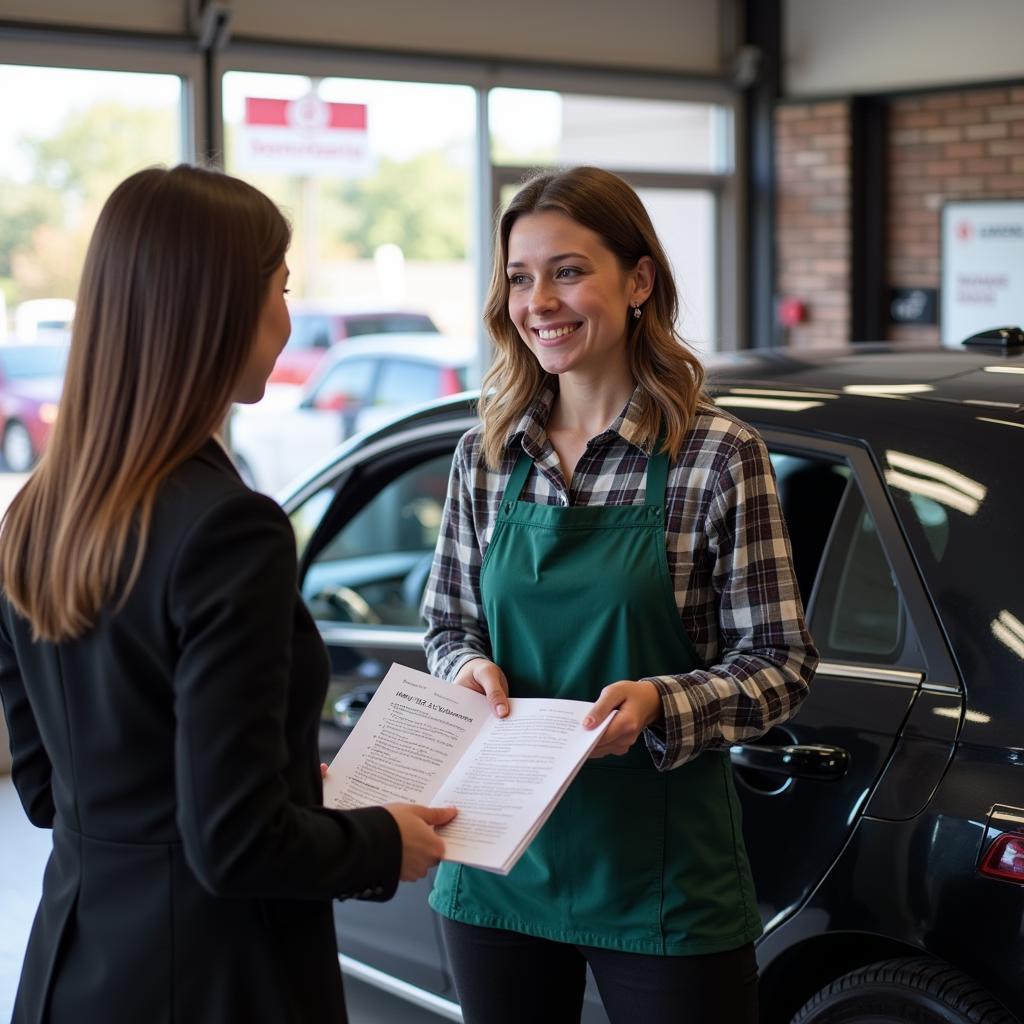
0;440;401;1024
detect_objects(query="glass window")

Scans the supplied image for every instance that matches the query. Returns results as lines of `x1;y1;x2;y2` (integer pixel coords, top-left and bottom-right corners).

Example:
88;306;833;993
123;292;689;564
287;314;333;350
301;453;453;626
636;187;716;351
375;360;442;406
290;485;335;560
827;506;902;656
221;72;477;343
311;358;376;408
771;452;850;608
0;64;183;343
810;485;920;666
0;344;68;379
489;89;728;173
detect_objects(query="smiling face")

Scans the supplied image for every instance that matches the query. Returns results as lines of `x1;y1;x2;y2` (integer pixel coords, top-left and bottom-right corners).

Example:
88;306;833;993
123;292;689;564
234;261;291;405
505;211;652;381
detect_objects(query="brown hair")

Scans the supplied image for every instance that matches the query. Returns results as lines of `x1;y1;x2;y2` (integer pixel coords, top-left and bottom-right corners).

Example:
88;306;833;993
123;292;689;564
479;166;708;469
0;164;290;641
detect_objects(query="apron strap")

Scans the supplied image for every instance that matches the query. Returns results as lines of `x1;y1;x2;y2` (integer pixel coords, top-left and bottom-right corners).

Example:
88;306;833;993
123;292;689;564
502;445;534;506
645;433;669;508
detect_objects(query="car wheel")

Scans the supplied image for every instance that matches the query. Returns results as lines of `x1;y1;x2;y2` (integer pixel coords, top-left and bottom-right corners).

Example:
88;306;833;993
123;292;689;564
2;419;35;472
791;957;1017;1024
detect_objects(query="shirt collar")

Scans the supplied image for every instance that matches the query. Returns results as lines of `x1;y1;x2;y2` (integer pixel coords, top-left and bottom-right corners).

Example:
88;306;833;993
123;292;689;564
504;379;653;457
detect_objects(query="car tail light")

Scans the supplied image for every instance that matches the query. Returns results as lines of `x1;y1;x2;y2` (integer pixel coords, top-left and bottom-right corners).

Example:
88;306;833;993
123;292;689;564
979;831;1024;883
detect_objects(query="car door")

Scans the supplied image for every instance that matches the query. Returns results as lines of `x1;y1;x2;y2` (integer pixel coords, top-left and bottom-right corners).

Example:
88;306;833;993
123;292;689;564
285;415;472;1006
733;430;961;933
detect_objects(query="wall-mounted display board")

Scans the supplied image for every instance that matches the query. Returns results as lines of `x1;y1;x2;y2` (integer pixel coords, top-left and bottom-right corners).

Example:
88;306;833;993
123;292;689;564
941;200;1024;348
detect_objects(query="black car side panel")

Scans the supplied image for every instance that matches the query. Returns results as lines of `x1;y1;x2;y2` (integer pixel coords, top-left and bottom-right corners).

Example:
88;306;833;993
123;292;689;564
757;750;1024;1021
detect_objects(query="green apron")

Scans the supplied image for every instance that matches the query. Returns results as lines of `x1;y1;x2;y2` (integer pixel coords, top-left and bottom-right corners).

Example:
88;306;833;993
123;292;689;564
429;441;762;955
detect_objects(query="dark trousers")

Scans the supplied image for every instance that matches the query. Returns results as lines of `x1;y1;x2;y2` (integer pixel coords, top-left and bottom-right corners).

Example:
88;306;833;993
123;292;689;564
440;917;759;1024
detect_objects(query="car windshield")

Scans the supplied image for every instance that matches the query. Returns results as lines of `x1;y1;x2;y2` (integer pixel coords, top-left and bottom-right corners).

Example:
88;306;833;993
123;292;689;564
0;345;69;379
285;315;332;351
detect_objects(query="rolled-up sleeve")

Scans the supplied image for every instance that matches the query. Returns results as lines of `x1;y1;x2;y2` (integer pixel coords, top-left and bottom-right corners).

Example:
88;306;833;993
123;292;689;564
643;435;818;770
422;433;493;680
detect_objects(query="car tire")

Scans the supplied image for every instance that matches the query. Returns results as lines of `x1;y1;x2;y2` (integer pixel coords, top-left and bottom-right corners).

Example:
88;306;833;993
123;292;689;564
791;957;1017;1024
2;419;35;473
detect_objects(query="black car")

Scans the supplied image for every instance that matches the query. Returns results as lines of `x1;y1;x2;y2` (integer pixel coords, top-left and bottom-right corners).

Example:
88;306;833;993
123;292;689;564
279;338;1024;1023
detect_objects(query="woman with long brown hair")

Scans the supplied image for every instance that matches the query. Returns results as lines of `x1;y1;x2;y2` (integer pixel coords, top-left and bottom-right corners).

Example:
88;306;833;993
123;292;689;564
0;164;454;1024
422;166;818;1022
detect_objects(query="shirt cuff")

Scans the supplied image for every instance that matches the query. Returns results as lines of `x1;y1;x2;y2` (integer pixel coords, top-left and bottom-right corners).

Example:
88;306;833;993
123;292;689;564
642;674;701;771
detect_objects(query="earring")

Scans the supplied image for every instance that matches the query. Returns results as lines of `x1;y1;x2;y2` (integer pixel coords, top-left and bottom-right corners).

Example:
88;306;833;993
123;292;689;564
632;303;642;320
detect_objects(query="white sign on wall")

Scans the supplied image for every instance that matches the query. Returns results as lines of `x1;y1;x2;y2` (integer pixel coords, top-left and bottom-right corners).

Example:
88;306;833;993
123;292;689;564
237;93;371;177
941;200;1024;347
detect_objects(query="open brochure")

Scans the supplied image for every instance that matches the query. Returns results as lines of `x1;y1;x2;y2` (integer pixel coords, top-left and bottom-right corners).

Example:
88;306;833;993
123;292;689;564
322;663;615;875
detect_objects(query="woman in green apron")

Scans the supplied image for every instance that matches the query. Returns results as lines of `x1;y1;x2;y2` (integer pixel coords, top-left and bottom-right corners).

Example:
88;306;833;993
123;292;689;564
422;166;818;1023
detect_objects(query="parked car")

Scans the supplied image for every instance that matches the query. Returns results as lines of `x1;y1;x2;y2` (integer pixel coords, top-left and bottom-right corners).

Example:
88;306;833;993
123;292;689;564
232;333;475;494
0;343;68;471
12;298;74;345
278;337;1024;1024
269;301;439;385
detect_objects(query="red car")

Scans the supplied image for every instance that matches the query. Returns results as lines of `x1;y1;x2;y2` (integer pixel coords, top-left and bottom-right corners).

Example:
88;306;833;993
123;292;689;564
0;344;67;472
269;303;439;385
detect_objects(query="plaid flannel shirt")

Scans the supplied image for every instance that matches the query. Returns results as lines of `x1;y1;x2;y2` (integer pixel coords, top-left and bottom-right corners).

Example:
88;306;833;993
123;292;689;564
422;383;818;771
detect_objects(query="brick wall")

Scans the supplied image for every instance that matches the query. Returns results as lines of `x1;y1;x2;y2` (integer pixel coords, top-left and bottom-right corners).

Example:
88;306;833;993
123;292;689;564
887;86;1024;345
774;100;851;348
774;87;1024;349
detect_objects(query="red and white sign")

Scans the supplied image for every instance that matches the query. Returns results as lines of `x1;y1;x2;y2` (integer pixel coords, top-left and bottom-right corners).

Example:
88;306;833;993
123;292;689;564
237;94;371;177
941;200;1024;347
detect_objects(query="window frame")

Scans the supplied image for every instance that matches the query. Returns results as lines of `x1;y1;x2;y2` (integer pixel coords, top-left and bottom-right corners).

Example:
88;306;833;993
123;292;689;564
760;427;961;694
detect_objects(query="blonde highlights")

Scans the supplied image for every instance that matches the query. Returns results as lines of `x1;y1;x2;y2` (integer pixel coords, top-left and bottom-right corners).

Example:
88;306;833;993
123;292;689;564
479;166;707;469
0;165;290;641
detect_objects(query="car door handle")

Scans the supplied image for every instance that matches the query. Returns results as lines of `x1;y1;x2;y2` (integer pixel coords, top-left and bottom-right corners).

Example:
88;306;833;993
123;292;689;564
730;742;850;781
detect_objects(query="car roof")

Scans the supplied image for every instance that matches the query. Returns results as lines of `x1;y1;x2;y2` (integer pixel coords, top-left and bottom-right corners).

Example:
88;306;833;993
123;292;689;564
314;332;477;367
286;300;435;319
706;344;1024;410
283;342;1023;496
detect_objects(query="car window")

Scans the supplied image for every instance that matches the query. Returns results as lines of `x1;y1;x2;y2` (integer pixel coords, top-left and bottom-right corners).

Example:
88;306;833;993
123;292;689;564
311;359;376;407
299;453;452;627
290;486;335;561
898;492;952;563
770;452;850;608
344;315;435;336
286;314;333;350
375;361;443;406
0;345;68;378
810;483;923;667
